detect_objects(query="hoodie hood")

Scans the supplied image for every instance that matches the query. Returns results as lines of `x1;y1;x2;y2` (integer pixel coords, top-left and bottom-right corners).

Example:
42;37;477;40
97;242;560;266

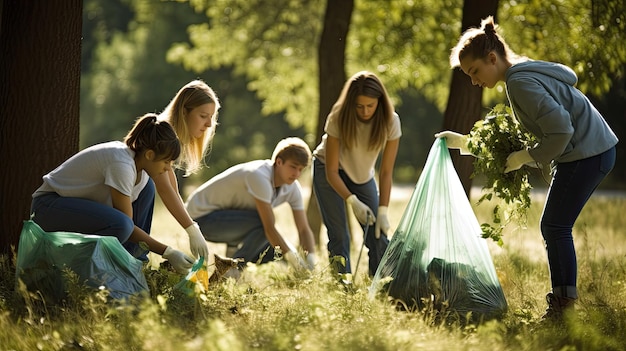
506;60;578;87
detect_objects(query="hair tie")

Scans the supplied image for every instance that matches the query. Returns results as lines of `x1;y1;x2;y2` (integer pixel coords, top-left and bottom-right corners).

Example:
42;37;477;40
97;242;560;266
484;23;496;37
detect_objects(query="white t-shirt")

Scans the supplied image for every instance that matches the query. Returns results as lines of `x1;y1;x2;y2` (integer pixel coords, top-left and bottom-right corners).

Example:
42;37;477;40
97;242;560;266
185;159;304;219
33;141;149;206
313;111;402;184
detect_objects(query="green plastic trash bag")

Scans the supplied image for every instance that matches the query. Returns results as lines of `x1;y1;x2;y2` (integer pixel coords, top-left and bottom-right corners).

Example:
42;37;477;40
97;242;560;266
369;139;507;321
15;220;149;302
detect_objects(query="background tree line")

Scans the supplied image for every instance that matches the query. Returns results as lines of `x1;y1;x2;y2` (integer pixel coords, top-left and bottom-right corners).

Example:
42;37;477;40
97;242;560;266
80;0;445;188
80;0;625;189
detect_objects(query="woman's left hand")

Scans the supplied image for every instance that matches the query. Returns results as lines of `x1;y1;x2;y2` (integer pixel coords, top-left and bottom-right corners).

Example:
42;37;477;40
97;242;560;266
375;206;390;239
504;150;534;173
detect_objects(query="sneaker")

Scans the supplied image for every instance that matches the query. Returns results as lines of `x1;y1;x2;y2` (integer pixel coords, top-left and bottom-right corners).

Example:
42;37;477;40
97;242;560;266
542;292;576;320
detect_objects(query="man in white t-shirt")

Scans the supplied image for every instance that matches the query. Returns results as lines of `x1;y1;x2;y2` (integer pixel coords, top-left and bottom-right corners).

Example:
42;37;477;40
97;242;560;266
185;137;317;269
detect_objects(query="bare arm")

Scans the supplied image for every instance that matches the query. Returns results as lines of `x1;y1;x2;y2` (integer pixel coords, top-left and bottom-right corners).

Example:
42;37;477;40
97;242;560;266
377;138;400;207
110;187;167;255
292;209;316;254
153;169;194;228
254;198;294;254
324;135;351;200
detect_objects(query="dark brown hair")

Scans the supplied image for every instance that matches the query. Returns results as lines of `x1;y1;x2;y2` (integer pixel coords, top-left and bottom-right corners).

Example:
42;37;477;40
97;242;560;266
450;16;522;68
333;71;394;150
124;113;181;161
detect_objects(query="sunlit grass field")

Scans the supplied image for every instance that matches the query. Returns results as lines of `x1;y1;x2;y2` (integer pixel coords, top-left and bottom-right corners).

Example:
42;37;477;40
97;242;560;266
1;183;625;350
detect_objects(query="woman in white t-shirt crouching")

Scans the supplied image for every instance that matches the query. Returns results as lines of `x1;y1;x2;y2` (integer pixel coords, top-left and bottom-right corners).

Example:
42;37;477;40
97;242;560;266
30;113;195;274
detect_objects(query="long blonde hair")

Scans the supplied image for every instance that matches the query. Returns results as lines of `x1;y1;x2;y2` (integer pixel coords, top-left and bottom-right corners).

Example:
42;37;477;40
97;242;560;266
160;80;220;175
333;71;393;151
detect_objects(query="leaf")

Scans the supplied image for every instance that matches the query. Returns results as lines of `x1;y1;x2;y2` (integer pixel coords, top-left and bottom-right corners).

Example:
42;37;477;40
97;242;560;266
469;104;537;244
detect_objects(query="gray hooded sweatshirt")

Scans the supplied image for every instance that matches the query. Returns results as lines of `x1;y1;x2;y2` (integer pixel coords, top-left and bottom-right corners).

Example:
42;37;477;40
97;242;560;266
505;60;618;164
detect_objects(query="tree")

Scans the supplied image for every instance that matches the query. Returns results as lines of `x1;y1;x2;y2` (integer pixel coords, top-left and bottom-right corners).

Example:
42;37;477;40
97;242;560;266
442;0;499;196
0;0;83;254
306;0;354;244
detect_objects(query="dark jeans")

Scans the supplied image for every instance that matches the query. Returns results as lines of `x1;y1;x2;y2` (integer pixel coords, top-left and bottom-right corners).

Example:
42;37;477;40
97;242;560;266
312;158;389;275
541;146;616;298
31;179;155;261
194;209;275;264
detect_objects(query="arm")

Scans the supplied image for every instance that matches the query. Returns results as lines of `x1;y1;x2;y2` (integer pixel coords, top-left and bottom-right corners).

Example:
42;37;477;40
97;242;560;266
153;169;209;258
153;169;194;228
254;198;294;254
374;138;399;238
110;187;167;255
377;138;400;207
507;78;574;163
326;135;375;225
111;186;194;273
292;209;316;254
324;135;351;199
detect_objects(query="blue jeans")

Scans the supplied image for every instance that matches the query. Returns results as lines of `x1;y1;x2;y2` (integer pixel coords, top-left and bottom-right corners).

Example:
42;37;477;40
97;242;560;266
194;210;275;264
541;146;616;298
30;179;156;261
312;158;389;275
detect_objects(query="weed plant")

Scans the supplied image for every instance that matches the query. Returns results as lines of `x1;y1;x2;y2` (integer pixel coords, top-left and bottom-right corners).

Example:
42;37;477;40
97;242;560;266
0;195;624;350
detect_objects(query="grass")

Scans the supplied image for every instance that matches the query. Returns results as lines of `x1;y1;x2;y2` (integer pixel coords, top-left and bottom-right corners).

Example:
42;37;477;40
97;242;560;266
1;184;625;350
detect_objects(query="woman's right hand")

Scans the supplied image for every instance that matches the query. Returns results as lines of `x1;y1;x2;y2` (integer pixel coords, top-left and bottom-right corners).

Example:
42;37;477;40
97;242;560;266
434;131;472;155
185;222;209;259
162;246;195;274
346;194;375;225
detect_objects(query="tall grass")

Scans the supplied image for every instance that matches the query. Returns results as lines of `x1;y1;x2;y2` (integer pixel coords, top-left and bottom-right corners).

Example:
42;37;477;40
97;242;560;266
1;186;625;350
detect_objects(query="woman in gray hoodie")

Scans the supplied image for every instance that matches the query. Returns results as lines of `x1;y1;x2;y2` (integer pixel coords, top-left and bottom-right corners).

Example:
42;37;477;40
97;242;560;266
437;16;618;321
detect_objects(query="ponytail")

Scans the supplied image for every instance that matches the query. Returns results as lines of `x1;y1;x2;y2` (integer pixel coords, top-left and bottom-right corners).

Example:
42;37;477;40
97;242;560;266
449;16;521;68
124;113;181;161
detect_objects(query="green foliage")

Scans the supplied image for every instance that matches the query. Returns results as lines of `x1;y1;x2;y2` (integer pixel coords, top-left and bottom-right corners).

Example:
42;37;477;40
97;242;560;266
169;0;463;122
348;0;462;110
79;0;626;188
168;0;325;133
80;0;211;147
499;0;626;97
467;104;537;245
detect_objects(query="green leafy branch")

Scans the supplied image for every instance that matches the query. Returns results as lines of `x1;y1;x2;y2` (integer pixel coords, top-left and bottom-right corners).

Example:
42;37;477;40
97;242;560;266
466;104;537;245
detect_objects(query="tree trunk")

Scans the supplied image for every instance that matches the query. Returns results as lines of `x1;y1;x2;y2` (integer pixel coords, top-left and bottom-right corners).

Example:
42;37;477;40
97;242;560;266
0;0;82;255
306;0;354;246
442;0;499;197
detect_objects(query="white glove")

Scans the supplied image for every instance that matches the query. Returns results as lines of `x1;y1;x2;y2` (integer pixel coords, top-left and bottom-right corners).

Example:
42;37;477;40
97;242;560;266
375;206;390;239
504;150;534;173
284;251;307;270
162;246;195;274
305;252;318;270
346;194;375;226
434;131;472;155
185;222;209;259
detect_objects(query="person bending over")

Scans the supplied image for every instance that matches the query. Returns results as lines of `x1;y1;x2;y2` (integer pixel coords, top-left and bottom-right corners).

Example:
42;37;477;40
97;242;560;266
186;137;317;269
437;16;618;320
31;114;195;274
